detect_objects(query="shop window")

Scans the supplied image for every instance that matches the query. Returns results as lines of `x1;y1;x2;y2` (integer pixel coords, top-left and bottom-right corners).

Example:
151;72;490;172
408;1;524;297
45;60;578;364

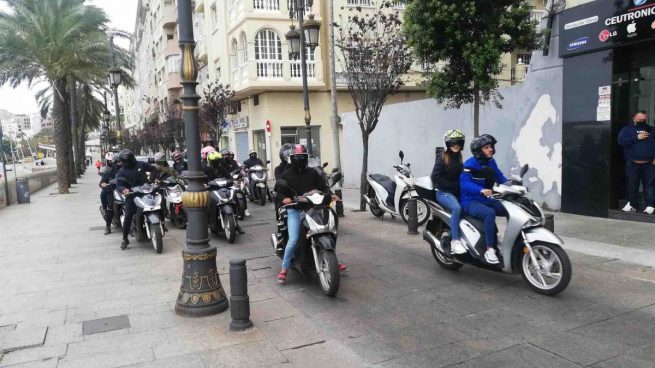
280;126;321;162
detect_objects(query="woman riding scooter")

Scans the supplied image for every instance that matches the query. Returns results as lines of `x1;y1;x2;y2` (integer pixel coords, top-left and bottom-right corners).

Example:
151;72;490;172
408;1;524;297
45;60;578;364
460;134;509;265
431;130;467;255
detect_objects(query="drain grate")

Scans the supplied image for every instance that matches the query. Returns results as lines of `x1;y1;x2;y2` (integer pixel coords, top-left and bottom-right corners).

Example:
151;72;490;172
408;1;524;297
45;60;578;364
82;315;130;335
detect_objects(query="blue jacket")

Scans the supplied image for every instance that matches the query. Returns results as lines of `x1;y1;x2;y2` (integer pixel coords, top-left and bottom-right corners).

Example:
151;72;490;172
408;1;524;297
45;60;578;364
618;123;655;161
460;157;507;209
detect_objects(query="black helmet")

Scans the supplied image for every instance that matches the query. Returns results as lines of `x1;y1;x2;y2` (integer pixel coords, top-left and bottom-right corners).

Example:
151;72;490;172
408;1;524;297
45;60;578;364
289;144;309;170
221;149;234;161
279;143;294;163
117;149;136;168
470;134;497;160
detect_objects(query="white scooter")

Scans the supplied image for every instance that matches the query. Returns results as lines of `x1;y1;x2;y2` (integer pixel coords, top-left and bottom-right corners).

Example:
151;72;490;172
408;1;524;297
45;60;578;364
363;151;431;226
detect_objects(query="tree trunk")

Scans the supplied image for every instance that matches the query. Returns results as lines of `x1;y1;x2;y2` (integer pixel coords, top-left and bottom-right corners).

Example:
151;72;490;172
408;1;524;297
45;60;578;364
68;76;81;178
53;79;70;194
78;128;86;174
473;84;480;137
359;133;369;211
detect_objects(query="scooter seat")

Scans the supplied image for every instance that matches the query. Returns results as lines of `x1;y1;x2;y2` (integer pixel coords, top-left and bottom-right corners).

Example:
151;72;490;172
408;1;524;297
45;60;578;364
369;174;396;196
462;215;485;232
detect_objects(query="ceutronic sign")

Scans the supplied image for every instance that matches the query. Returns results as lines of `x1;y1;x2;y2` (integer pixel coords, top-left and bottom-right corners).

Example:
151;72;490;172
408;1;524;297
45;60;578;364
560;0;655;57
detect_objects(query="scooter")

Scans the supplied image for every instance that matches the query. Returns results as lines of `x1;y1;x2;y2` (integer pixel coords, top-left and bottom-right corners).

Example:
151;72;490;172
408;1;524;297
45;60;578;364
423;165;572;295
208;177;241;243
129;183;165;254
112;179;125;228
244;163;271;206
363;151;431;226
271;179;342;297
231;170;248;220
161;177;187;229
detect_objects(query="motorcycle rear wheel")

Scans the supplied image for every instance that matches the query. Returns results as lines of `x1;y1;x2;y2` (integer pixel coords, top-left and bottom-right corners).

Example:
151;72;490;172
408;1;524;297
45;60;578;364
431;241;463;271
134;218;146;242
400;198;430;226
317;249;340;297
520;242;571;295
150;224;163;254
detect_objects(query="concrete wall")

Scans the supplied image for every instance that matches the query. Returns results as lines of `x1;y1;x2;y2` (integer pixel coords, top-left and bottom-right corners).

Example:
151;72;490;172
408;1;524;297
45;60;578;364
342;17;564;210
0;168;58;208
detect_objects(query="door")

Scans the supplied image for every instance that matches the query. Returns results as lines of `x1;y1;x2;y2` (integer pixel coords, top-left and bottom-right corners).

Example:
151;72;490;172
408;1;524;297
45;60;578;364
253;130;266;162
235;131;249;164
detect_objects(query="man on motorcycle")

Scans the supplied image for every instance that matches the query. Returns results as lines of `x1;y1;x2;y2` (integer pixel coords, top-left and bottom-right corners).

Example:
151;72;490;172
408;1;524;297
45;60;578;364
243;150;264;169
115;149;159;250
219;149;241;177
172;151;187;175
276;144;345;283
99;152;120;235
460;134;509;264
203;151;223;180
154;153;177;181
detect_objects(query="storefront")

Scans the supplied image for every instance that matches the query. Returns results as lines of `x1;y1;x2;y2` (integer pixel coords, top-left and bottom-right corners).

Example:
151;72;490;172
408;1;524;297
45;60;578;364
560;0;655;220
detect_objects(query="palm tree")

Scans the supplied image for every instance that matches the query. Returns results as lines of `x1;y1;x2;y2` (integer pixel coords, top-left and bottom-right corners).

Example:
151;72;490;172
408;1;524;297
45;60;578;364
76;84;104;174
0;0;127;193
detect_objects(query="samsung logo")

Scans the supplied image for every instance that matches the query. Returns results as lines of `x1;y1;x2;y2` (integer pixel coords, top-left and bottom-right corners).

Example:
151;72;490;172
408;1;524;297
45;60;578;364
567;37;589;51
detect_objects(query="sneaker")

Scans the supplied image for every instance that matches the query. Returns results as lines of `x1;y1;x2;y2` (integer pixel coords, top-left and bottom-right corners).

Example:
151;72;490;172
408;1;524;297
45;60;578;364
120;239;129;250
245;210;251;217
645;206;655;215
338;263;348;272
104;226;111;235
450;239;467;255
277;269;287;283
484;248;500;264
623;202;636;212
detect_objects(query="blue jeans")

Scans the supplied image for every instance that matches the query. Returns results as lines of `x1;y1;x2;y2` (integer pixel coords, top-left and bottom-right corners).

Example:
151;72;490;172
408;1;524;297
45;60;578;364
435;191;462;240
282;208;302;270
465;200;508;248
625;161;655;208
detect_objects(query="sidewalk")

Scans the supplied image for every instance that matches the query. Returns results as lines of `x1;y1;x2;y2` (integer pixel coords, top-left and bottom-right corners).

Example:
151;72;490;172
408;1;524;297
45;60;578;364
1;173;655;367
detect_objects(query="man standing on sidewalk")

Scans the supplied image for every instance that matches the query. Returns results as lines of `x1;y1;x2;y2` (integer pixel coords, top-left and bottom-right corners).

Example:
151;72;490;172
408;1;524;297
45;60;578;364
618;110;655;214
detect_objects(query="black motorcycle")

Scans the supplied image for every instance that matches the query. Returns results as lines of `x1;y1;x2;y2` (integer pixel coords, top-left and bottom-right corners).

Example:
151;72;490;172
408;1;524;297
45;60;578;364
208;177;241;243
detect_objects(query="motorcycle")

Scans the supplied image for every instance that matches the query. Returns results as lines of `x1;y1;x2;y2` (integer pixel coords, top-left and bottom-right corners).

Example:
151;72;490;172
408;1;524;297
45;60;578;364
208;177;241;243
423;165;572;295
231;170;248;220
161;177;187;229
128;183;165;253
271;179;342;297
111;179;125;228
244;163;271;206
363;151;431;226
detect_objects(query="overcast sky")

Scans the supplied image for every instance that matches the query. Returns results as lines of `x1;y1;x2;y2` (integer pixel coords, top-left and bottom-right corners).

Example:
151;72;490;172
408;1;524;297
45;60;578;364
0;0;138;115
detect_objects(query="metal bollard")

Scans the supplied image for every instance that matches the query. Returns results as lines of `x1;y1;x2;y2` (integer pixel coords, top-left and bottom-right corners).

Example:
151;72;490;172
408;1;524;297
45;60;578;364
335;189;345;218
406;197;419;235
229;259;253;331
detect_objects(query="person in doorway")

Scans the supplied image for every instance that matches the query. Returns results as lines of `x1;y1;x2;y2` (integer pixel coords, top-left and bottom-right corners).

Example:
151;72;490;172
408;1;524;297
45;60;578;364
460;134;509;265
431;129;467;255
618;110;655;214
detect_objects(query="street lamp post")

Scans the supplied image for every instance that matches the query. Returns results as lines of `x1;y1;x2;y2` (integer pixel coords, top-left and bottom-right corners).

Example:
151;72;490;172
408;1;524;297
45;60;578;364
108;36;123;149
287;0;320;157
174;0;228;317
0;126;10;206
103;92;111;156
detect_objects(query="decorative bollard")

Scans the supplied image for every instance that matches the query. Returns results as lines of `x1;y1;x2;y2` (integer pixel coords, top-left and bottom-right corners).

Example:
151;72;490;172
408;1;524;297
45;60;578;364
229;259;253;331
335;189;345;218
407;197;419;235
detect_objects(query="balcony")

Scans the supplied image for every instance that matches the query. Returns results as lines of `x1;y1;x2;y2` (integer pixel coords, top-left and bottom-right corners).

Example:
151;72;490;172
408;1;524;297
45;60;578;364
166;72;182;90
165;39;179;57
230;58;324;95
228;0;320;29
162;5;177;29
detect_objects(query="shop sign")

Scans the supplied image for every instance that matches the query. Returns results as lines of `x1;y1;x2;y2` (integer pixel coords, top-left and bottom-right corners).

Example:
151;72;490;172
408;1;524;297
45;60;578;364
560;0;655;57
232;116;249;131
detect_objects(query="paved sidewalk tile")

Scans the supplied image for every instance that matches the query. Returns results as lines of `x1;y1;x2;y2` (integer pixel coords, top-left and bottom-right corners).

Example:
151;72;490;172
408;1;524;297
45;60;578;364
0;326;47;353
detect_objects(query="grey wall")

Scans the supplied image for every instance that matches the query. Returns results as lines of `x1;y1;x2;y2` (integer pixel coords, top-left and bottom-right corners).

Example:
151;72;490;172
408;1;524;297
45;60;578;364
342;17;564;210
0;168;58;208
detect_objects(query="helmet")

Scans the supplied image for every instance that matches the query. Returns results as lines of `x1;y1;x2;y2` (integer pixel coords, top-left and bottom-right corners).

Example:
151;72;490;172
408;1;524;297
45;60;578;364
105;151;115;161
279;143;294;163
249;150;257;159
221;149;234;161
289;144;309;170
172;151;183;161
117;149;136;168
470;134;497;159
112;155;121;165
201;146;216;160
154;152;167;164
207;151;222;163
444;129;465;149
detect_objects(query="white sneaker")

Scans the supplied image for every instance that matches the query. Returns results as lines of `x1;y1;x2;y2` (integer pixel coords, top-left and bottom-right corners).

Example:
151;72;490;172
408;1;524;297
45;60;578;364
622;202;636;212
645;206;655;215
245;209;251;217
484;248;500;264
450;240;467;255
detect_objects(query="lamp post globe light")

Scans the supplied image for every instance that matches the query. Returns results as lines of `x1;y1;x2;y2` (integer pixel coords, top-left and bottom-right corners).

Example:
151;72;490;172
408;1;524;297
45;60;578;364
174;0;229;317
286;0;320;156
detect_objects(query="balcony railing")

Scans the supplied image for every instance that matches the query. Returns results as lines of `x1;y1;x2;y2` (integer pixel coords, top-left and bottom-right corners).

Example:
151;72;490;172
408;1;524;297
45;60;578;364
231;59;321;88
347;0;372;6
253;0;280;11
257;60;284;78
290;61;315;78
530;10;547;23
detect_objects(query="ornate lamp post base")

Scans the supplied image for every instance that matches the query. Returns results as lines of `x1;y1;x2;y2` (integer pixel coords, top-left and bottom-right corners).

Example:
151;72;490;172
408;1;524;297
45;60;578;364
175;247;229;317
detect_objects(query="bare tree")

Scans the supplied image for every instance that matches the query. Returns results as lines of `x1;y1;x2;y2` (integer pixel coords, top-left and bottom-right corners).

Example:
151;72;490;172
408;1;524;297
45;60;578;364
199;83;236;146
337;1;413;211
160;100;185;153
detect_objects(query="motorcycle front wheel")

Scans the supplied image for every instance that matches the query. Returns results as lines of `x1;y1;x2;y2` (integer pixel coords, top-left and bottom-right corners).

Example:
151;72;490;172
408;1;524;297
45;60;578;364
150;224;163;254
259;187;267;206
225;216;237;243
520;242;572;295
172;207;187;229
317;249;340;297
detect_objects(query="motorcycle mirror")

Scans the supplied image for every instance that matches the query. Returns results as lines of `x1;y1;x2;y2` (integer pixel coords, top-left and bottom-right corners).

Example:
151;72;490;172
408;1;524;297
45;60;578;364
331;173;343;185
520;164;529;177
266;160;271;164
399;151;404;162
331;167;339;173
322;162;329;168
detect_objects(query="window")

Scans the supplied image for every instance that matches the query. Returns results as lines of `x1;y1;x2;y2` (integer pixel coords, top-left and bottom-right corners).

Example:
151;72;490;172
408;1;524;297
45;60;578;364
254;29;283;78
280;126;321;161
346;0;371;6
167;34;174;40
253;0;280;11
210;3;217;28
516;53;532;66
291;46;315;78
239;32;248;64
287;0;310;13
253;95;259;106
230;38;239;70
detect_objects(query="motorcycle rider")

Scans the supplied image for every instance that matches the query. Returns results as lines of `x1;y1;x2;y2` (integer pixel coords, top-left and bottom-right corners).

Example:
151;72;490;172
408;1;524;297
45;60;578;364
201;146;216;170
115;149;159;250
460;134;509;264
203;151;223;180
99;152;121;235
172;151;187;175
219;149;241;178
273;144;295;249
275;144;345;283
244;150;264;169
154;153;177;181
431;129;467;255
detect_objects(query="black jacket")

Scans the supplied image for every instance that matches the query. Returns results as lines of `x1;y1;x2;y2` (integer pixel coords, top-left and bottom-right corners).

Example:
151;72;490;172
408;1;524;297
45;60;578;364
173;160;188;175
99;166;119;187
116;162;158;192
244;157;264;168
430;148;463;197
277;167;329;199
274;163;289;180
204;160;240;181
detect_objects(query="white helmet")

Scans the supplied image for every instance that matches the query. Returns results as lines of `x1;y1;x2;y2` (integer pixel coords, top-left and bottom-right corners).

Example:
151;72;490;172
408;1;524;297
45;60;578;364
105;151;115;161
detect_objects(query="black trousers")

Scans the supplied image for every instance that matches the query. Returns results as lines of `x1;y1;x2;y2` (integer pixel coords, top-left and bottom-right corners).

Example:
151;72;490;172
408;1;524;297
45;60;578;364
122;196;137;240
625;161;655;208
100;188;114;227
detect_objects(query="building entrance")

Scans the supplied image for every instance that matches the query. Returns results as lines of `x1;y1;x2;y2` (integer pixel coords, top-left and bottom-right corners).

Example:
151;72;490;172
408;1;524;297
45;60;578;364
611;42;655;212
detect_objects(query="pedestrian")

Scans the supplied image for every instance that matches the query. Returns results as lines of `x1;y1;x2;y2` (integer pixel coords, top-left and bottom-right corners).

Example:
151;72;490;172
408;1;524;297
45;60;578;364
95;159;102;173
618;110;655;214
